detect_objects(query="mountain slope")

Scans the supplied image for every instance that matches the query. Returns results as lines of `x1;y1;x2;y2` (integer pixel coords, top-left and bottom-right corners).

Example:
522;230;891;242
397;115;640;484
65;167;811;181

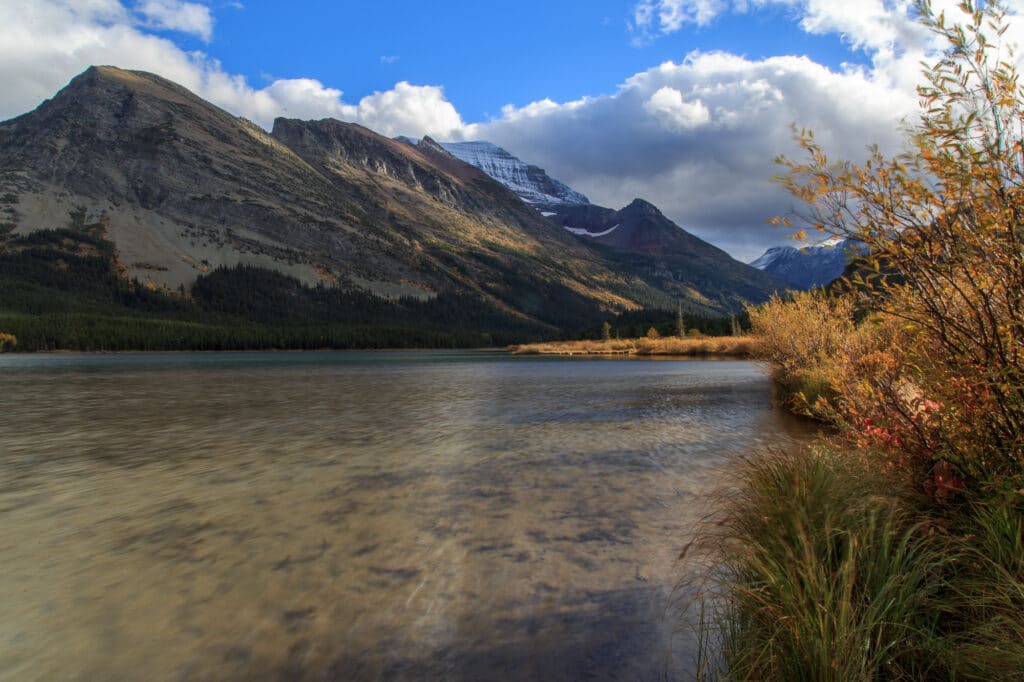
750;239;867;289
1;66;381;291
546;199;789;309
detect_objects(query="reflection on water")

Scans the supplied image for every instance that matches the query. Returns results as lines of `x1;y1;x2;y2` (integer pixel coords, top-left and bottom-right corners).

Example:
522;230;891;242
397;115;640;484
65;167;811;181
0;352;814;681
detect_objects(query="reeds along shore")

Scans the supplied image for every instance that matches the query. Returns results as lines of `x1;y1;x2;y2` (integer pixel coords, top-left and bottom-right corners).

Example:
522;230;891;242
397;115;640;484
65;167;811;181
509;335;761;357
689;447;1024;680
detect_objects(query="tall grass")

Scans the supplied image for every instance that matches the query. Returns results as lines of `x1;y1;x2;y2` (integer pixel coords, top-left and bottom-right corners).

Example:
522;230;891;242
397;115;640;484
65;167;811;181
689;447;1024;680
940;494;1024;677
690;447;957;680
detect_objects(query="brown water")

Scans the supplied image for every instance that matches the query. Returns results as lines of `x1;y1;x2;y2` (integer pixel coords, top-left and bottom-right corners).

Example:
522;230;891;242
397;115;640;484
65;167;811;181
0;351;814;681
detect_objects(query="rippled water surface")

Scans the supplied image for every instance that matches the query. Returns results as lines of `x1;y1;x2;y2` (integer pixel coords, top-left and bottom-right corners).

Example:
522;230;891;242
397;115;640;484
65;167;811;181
0;351;814;681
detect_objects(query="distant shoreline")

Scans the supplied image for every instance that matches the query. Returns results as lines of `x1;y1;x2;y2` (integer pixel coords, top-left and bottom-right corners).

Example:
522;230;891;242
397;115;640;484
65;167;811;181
0;347;512;356
508;336;760;358
0;342;759;358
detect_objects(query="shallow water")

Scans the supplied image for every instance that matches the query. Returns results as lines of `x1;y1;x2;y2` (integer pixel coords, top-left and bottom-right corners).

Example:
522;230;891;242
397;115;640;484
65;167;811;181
0;351;814;681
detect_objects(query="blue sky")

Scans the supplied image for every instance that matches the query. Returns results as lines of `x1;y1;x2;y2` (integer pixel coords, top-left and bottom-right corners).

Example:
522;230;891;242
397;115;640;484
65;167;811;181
3;1;1012;259
194;1;867;124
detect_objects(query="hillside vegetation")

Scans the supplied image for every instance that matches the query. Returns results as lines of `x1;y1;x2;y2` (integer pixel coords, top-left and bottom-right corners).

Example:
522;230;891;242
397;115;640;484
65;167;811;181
0;221;553;351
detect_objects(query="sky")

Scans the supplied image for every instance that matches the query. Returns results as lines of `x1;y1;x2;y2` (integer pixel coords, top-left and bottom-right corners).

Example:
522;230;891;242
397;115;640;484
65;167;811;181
3;1;1024;260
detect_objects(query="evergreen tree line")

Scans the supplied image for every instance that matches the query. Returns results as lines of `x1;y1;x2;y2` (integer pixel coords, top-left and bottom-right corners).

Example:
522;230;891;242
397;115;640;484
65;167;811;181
586;307;750;341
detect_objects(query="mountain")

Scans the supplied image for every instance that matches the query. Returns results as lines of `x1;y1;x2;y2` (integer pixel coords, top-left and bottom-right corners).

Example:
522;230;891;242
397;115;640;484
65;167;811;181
750;239;866;289
0;66;671;337
543;199;789;308
0;66;784;349
438;141;589;206
435;139;788;308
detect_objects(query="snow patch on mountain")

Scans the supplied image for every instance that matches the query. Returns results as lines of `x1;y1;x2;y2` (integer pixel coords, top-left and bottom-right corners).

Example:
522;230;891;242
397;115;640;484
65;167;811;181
439;141;590;206
564;224;620;238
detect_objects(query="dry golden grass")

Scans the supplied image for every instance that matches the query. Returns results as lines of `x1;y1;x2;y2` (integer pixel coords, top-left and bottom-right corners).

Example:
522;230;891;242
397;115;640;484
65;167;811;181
509;335;760;357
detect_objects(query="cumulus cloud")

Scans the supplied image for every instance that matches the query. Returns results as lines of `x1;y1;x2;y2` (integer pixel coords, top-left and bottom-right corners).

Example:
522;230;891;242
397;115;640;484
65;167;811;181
632;0;727;42
475;1;1024;259
135;0;213;41
644;86;711;130
343;82;464;139
634;0;921;45
0;0;464;139
629;0;971;94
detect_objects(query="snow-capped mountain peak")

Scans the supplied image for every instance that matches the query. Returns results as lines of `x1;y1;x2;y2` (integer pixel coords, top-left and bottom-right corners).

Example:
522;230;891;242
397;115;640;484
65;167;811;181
438;141;589;206
750;239;866;289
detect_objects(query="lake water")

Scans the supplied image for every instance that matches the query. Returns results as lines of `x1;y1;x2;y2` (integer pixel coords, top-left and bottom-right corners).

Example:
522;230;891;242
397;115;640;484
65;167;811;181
0;351;814;681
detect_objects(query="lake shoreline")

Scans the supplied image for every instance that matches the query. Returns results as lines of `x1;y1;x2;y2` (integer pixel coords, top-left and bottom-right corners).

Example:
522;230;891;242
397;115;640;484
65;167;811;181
0;346;512;356
509;335;761;358
0;341;759;358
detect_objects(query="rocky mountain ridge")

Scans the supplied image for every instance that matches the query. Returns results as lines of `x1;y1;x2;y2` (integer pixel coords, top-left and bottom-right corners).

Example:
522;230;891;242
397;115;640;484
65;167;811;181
544;199;788;307
1;67;658;325
438;140;590;206
750;239;866;289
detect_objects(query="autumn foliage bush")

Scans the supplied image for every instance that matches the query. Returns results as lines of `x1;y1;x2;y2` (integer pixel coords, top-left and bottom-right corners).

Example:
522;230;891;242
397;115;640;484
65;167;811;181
699;3;1024;678
747;290;855;417
757;0;1024;491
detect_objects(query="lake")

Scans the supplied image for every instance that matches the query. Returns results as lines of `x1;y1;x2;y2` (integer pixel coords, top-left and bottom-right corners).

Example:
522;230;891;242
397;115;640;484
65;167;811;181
0;351;814;681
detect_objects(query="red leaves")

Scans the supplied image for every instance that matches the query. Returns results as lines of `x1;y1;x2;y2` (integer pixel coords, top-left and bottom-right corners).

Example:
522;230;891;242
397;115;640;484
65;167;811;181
924;460;967;501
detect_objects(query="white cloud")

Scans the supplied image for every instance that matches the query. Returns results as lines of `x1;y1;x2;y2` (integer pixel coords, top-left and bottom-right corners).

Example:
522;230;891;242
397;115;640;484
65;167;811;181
253;78;346;119
494;0;1024;258
633;0;727;41
644;86;711;129
633;0;921;45
135;0;213;41
341;82;464;139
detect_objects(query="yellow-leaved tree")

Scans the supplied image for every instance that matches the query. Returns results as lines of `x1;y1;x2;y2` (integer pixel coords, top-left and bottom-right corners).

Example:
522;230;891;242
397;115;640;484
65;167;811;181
775;0;1024;486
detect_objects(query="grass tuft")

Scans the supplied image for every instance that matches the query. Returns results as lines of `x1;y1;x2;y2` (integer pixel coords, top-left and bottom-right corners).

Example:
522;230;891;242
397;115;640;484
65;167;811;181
939;494;1024;677
689;447;959;680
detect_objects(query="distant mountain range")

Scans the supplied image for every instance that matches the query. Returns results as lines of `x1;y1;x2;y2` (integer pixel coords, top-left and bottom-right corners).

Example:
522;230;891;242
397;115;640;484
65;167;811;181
749;239;867;289
0;66;787;349
437;137;865;294
437;140;786;307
